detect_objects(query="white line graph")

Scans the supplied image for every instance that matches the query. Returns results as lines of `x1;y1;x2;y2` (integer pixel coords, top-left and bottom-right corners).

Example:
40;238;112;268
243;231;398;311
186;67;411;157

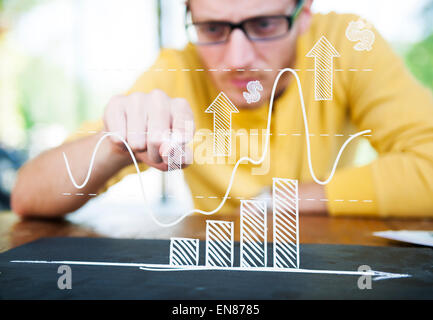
63;68;372;228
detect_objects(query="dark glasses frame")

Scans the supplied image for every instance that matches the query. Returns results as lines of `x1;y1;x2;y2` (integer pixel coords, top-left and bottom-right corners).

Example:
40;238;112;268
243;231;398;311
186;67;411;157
185;0;305;45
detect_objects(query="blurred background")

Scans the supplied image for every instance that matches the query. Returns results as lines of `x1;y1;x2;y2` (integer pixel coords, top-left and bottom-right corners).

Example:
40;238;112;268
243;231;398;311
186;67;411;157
0;0;432;225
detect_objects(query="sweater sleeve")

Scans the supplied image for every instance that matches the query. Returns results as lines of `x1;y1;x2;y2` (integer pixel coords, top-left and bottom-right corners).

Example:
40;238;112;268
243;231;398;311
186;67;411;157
326;19;433;217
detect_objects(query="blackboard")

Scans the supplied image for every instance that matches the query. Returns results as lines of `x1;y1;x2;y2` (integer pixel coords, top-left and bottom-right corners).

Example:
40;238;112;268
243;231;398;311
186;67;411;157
0;237;431;299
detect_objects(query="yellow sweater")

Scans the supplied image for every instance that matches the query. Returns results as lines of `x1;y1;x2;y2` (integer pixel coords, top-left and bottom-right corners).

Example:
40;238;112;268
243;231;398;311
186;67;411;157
72;13;433;218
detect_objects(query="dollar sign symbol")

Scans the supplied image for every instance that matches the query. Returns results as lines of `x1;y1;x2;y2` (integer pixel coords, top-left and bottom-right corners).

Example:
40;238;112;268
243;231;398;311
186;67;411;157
345;19;375;51
243;80;263;104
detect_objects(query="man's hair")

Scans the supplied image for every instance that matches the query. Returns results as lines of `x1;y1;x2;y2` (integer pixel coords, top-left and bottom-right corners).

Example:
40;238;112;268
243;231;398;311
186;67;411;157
185;0;302;13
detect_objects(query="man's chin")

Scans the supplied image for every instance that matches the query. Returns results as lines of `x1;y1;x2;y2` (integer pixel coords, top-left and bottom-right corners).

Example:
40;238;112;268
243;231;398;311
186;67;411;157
236;101;265;110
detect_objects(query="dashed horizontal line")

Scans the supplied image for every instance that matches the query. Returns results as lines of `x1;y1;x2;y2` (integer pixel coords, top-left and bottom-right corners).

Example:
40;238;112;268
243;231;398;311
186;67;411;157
76;130;372;138
88;68;374;72
60;193;373;203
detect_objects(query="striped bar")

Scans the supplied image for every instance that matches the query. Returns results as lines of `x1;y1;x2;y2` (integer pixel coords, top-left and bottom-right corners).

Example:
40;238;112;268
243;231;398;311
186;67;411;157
167;143;184;172
272;178;300;269
165;143;185;193
169;237;199;266
205;220;234;267
240;200;267;268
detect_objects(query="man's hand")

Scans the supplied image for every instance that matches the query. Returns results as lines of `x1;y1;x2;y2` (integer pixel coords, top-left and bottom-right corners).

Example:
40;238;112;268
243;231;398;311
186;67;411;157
11;89;196;218
103;90;195;171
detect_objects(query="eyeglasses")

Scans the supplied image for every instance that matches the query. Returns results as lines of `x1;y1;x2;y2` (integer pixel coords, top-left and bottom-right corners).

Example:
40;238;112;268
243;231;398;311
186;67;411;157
185;0;304;45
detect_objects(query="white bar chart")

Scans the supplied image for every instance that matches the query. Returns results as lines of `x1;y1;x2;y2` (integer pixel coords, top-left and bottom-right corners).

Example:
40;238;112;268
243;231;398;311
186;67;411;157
13;175;409;280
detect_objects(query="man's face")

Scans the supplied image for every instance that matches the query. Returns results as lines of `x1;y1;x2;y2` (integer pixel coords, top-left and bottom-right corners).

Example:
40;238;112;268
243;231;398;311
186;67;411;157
189;0;307;109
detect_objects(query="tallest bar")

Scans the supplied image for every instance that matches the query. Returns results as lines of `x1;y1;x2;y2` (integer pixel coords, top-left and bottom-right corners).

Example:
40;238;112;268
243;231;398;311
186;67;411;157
272;178;300;269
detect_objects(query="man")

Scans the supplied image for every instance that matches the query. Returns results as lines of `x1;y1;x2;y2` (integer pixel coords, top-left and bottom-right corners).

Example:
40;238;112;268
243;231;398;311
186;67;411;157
11;0;433;219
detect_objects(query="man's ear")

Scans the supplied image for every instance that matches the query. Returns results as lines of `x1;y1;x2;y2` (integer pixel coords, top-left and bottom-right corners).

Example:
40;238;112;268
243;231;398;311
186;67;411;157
297;0;313;35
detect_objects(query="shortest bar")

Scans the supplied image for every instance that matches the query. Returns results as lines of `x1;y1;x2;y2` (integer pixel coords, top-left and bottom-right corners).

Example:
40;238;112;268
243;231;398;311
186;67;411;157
169;237;200;266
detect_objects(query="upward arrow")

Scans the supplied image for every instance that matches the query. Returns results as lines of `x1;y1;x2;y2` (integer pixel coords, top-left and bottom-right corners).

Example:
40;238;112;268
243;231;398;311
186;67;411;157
306;36;340;101
205;92;239;156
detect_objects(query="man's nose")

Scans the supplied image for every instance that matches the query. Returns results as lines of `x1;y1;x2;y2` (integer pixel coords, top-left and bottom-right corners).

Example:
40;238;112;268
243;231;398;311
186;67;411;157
223;29;256;69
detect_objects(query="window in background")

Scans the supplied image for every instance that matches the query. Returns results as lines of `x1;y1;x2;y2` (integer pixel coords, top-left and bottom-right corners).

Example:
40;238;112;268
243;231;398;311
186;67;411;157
1;0;160;155
0;0;161;211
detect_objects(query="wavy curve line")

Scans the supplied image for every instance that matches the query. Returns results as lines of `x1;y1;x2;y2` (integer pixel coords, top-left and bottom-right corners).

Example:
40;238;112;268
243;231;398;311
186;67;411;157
63;68;371;227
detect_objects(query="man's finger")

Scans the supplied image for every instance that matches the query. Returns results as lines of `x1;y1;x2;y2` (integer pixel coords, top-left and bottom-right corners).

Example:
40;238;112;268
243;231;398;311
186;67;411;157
170;98;195;145
104;95;127;148
125;94;148;152
147;91;171;163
